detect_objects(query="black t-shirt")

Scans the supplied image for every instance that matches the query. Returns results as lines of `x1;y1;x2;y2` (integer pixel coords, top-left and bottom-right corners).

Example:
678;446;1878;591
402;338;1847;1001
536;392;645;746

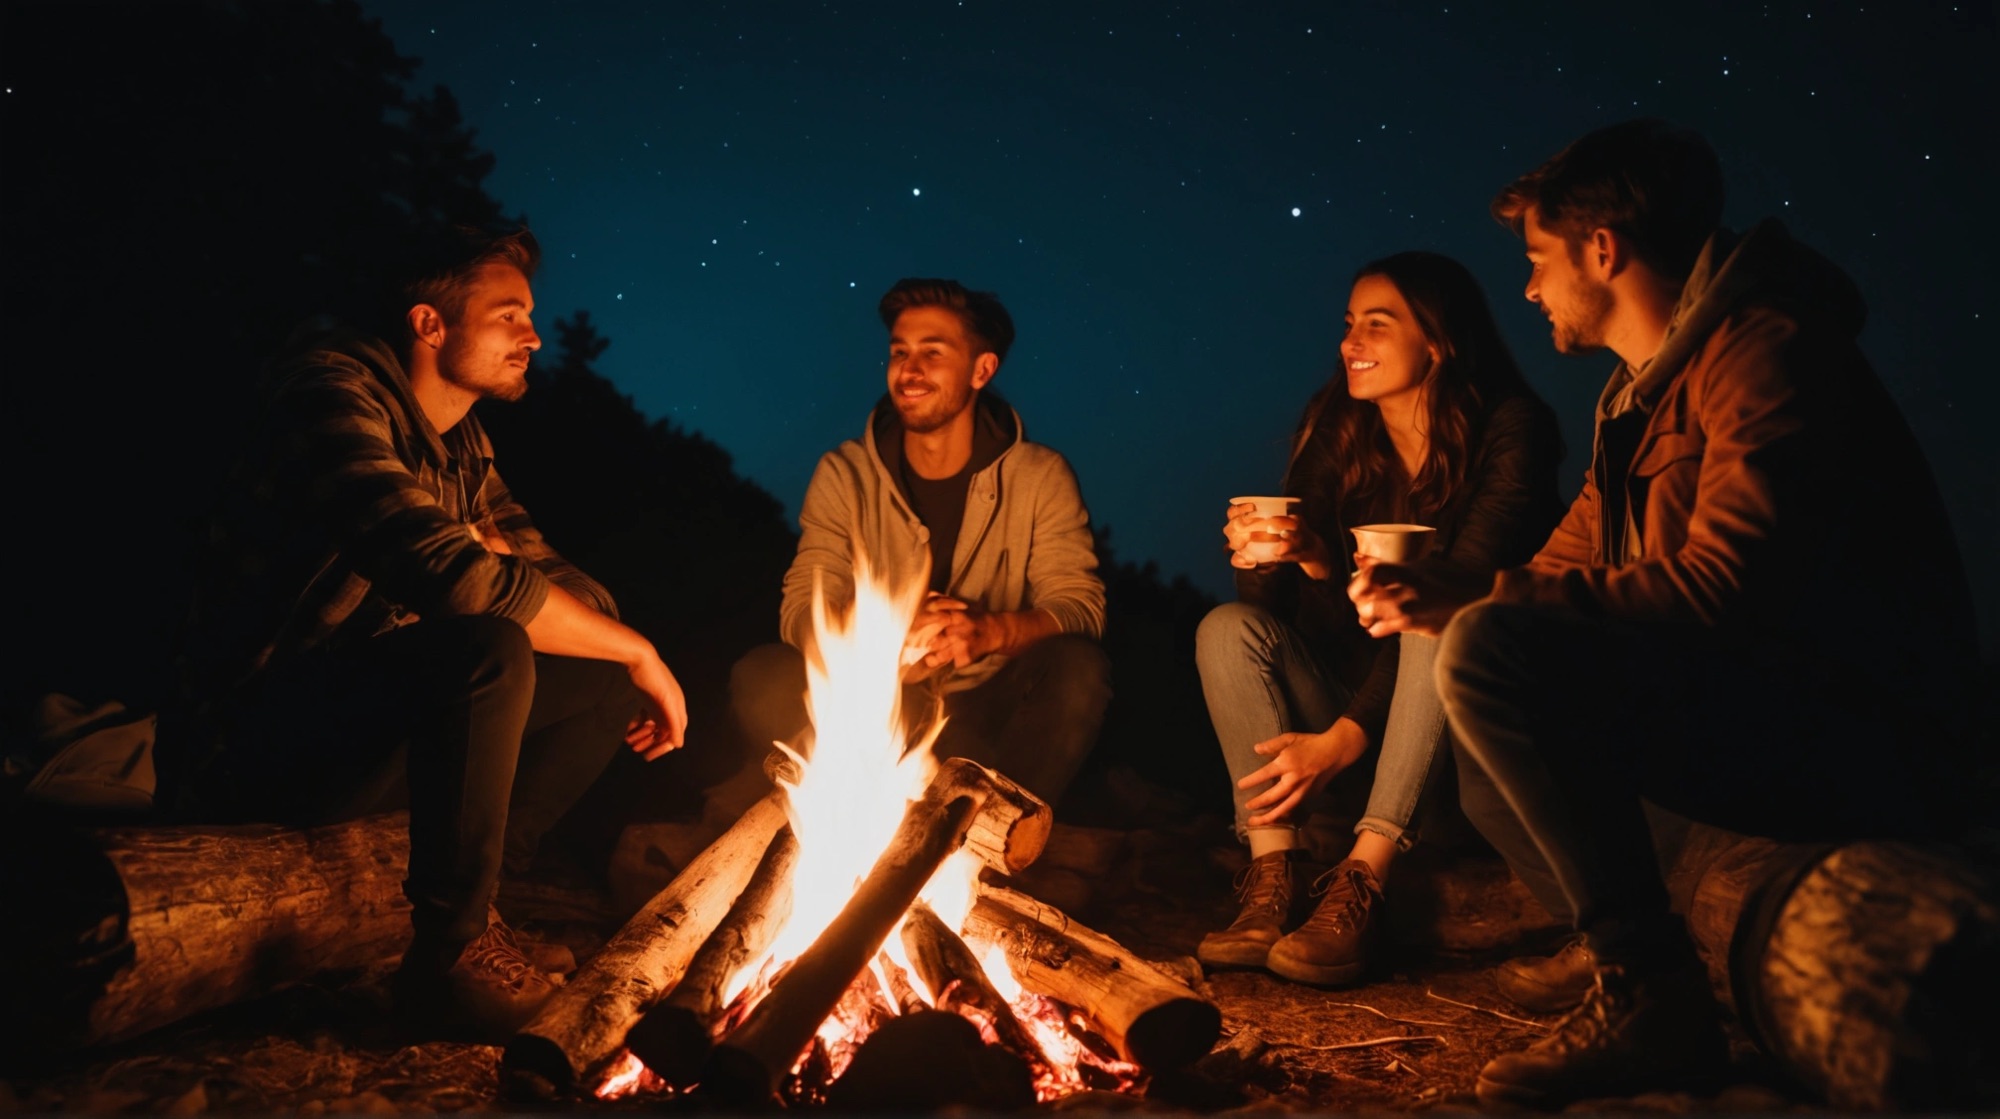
900;456;972;594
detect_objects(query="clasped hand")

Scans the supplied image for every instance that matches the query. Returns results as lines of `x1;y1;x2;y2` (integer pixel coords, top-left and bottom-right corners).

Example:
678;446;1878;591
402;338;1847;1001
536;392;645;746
902;593;1001;677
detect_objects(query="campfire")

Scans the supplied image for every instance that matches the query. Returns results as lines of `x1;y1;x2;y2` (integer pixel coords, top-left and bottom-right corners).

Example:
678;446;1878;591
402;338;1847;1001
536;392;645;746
499;556;1220;1107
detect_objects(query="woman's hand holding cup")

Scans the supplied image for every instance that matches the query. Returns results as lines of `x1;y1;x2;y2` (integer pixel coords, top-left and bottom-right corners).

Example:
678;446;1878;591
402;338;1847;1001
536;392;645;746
1226;496;1332;576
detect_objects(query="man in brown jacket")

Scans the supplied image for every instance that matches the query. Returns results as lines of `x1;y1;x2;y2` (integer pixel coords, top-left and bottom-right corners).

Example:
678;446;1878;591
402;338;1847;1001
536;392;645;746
1348;120;1976;1106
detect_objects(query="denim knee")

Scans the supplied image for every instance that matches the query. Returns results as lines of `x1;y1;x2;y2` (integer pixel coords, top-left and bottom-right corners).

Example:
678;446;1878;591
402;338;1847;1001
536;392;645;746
1195;602;1282;676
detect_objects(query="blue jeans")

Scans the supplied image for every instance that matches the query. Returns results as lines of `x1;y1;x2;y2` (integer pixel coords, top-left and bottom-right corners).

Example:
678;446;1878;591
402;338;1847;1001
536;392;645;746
1195;602;1448;848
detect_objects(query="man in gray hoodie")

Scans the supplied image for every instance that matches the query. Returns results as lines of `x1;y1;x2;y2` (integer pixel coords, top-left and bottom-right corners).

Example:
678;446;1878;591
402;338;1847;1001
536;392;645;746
730;278;1110;806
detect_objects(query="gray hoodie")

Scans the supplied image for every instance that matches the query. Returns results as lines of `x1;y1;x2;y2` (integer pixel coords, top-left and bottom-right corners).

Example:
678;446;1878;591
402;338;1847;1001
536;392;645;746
780;394;1105;692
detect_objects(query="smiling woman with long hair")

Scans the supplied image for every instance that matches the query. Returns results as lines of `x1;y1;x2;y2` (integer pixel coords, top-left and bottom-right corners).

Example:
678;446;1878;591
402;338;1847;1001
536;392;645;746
1195;251;1564;987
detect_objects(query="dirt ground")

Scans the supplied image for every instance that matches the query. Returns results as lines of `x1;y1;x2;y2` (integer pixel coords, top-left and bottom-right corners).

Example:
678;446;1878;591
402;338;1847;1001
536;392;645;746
1;782;1819;1115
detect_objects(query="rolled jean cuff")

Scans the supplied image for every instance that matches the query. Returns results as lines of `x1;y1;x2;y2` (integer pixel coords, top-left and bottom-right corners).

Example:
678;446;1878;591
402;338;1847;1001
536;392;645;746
1355;814;1417;852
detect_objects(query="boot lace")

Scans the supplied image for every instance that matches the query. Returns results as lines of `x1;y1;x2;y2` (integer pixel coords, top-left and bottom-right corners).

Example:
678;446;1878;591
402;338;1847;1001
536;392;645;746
460;921;540;990
1230;854;1294;923
1297;861;1378;934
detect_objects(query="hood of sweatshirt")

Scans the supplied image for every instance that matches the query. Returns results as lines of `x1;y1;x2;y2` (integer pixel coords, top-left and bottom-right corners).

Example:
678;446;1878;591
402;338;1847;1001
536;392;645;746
1601;218;1867;422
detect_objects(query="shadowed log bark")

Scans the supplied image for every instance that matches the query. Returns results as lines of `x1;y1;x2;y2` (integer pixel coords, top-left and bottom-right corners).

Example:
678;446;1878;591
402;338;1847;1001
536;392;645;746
623;825;799;1091
963;883;1220;1071
502;790;788;1099
0;812;412;1058
1654;812;2000;1109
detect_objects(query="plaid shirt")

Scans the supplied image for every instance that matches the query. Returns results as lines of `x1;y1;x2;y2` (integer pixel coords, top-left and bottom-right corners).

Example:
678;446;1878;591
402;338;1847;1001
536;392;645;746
179;333;613;725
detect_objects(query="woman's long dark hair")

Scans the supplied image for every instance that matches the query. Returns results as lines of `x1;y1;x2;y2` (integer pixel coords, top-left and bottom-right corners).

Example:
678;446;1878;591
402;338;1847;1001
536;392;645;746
1287;251;1536;523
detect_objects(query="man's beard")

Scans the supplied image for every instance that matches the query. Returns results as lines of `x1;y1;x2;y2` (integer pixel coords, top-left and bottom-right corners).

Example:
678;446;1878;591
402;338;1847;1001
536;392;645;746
894;379;974;434
1550;278;1616;355
439;335;529;402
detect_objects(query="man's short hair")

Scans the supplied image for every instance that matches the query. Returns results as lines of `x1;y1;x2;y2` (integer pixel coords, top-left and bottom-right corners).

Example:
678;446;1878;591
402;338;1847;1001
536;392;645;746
878;278;1016;364
1491;119;1724;281
386;225;541;348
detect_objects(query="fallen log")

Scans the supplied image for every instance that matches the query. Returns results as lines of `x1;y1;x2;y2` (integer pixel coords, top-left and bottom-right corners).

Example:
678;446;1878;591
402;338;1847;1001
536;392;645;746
0;811;412;1058
625;825;800;1091
1653;812;2000;1110
963;883;1220;1071
702;758;1051;1104
502;790;789;1098
901;900;1055;1083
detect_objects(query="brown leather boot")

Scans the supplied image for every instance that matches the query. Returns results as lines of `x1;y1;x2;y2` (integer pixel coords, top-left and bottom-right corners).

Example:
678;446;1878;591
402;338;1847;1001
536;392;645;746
1266;858;1382;987
1197;849;1308;970
1496;933;1596;1013
488;905;577;977
1475;961;1728;1109
392;918;561;1041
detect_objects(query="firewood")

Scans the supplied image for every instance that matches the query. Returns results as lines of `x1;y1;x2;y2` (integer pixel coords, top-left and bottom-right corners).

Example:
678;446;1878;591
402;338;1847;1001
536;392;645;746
876;950;929;1016
964;883;1220;1071
1;811;413;1056
501;790;788;1098
900;901;1056;1082
622;826;799;1091
701;758;1050;1104
1654;812;2000;1110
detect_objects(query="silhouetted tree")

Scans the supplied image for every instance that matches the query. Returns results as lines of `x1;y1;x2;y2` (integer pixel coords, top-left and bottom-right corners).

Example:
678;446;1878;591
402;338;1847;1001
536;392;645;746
3;0;519;709
1080;526;1229;816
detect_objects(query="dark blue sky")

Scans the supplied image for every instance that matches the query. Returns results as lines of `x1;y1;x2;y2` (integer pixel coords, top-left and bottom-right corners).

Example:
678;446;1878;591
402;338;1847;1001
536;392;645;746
364;1;1996;650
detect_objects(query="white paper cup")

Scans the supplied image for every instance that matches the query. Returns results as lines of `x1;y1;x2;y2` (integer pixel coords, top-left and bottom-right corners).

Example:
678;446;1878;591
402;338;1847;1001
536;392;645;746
1351;523;1435;563
1231;495;1299;564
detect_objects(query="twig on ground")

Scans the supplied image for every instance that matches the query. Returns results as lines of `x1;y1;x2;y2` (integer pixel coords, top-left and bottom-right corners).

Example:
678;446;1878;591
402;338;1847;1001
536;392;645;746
1424;988;1549;1031
1269;1034;1447;1053
1324;1000;1459;1030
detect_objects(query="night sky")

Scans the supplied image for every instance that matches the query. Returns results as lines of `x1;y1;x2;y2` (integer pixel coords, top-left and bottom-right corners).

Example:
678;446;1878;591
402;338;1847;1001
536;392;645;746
362;1;1997;651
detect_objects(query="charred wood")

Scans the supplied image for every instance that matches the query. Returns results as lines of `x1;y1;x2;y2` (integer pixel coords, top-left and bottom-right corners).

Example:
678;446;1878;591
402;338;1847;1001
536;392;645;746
964;883;1220;1071
701;758;1050;1104
622;825;798;1091
900;900;1055;1082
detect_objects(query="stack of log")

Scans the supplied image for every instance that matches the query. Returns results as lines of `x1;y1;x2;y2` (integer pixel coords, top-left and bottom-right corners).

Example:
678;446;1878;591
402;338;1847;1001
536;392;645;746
5;780;1993;1109
502;756;1222;1106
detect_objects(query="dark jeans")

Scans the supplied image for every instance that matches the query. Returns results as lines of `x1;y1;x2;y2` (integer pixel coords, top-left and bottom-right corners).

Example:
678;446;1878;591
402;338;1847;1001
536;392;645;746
1434;600;1925;967
208;615;637;946
727;635;1112;807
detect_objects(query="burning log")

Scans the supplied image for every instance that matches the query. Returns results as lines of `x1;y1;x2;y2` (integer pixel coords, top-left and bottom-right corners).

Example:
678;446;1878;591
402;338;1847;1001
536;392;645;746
1;811;412;1056
702;758;1052;1104
877;950;929;1016
1655;814;1999;1110
502;790;789;1098
900;900;1056;1082
622;825;800;1091
964;883;1221;1071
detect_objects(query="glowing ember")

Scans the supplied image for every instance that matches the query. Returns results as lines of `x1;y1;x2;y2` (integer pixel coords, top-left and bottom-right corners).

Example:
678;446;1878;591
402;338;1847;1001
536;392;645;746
594;1049;668;1100
976;943;1144;1098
